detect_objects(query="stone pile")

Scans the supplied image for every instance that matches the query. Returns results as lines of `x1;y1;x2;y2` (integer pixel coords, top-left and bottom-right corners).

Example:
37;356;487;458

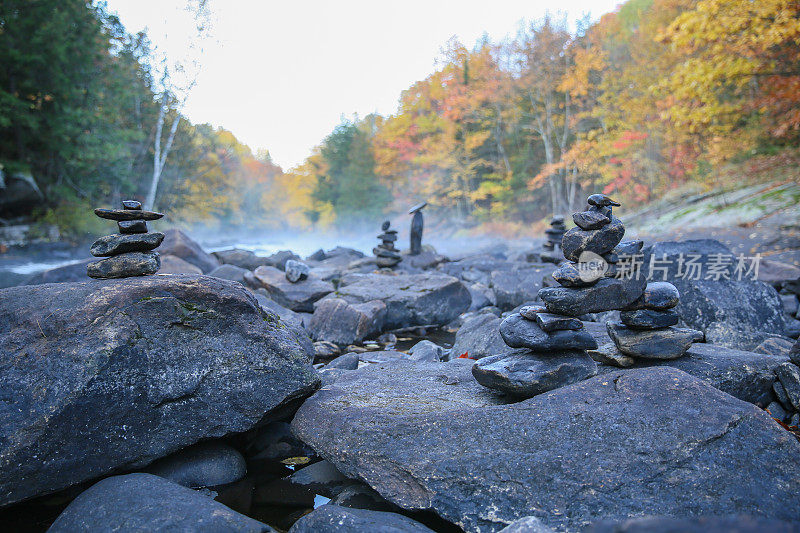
373;220;402;268
540;215;566;263
607;281;700;359
87;200;164;279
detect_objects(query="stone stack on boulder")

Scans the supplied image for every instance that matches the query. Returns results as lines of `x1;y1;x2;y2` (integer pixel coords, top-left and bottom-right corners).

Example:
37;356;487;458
540;215;566;263
373;220;401;268
607;281;701;360
87;200;164;279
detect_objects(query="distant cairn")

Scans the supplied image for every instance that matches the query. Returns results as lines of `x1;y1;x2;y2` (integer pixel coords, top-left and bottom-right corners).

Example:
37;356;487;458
374;220;402;268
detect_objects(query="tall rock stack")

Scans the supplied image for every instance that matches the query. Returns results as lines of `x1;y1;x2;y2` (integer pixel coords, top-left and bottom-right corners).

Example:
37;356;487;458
540;215;567;263
87;200;164;279
374;220;402;268
607;282;701;360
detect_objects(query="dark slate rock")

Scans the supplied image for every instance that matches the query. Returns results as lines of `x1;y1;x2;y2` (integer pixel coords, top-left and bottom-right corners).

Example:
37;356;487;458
623;281;680;311
585;515;800;533
245;421;316;462
48;474;271;533
451;314;517;360
325;352;361;370
160;229;220;273
0;275;319;506
490;265;556;310
767;401;789;422
285;259;310;283
753;336;795;357
518;304;547;320
213;248;272;270
324;273;471;330
572;210;610;230
289;505;435;533
209;263;248;284
472;351;597;398
774;381;792;409
121;200;141;209
94;208;164;221
86;251;160;279
791;339;800;366
534;311;583;332
607;322;700;359
539;276;647;316
309;298;386;346
551;262;597;288
561;216;625;262
614;240;644;257
620;308;680;329
775;362;800;411
467;282;496;311
289;460;353;499
253;290;304;330
781;294;799;316
292;363;800;532
118;219;148;234
588;342;636;368
307;248;327;261
500;313;597;351
408;340;445;362
330;483;397;511
498;516;556;532
254;266;335;312
144;441;246;488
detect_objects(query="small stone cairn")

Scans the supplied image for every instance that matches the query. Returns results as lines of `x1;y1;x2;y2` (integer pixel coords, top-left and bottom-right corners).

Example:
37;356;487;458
540;215;567;263
87;200;164;279
374;220;402;268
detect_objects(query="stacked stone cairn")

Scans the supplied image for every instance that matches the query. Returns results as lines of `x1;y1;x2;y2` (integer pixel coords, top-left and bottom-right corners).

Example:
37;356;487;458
540;215;567;263
87;200;164;279
374;220;402;268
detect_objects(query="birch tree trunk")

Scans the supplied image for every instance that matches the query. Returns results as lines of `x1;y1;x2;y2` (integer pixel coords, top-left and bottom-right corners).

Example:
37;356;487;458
144;94;180;211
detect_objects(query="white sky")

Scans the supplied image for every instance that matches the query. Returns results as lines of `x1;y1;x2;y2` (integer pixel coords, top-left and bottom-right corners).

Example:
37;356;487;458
105;0;622;170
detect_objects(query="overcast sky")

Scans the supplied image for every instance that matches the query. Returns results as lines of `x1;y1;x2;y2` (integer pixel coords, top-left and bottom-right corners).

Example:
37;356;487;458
104;0;622;170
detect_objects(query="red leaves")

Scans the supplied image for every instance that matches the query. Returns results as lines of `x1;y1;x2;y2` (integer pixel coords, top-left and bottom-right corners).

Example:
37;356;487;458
457;351;473;359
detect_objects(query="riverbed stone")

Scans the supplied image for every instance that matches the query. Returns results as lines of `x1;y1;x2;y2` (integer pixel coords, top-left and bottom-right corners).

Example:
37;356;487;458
572;210;610;230
309;298;386;346
118;219;148;234
620;308;680;329
451;314;517;360
87;251;160;278
607;322;700;359
551;262;597;288
472;351;597;398
289;505;435;533
285;259;310;283
533;311;583;332
775;362;800;411
209;263;248;284
490;266;555;310
292;362;800;532
48;474;270;533
624;281;680;311
0;275;319;506
561;216;625;262
254;265;335;312
159;228;220;273
500;313;598;351
539;276;647;316
143;441;247;489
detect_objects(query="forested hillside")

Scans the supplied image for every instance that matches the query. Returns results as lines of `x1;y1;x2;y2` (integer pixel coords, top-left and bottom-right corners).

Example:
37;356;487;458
2;0;799;238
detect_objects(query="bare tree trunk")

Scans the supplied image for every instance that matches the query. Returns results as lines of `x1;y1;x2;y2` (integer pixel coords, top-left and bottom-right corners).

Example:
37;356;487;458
144;95;180;211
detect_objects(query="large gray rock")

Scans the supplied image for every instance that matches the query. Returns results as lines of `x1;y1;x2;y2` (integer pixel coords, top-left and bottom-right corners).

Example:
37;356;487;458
451;314;517;360
309;298;386;346
490;265;555;311
644;240;788;350
606;322;700;360
254;265;335;312
159;254;204;275
322;273;471;330
213;248;272;270
292;362;800;532
160;229;220;273
289;505;435;533
0;275;319;506
209;263;248;284
48;473;271;532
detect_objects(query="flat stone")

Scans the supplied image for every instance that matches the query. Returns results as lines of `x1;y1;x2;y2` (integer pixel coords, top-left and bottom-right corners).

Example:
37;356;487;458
624;281;680;311
213;248;272;270
289;505;434;533
551;262;598;288
539;276;647;316
94;207;164;221
775;362;800;411
118;219;148;234
620;308;680;329
500;313;598;351
285;259;310;283
122;200;142;209
607;322;700;359
561;216;625;262
572;210;610;230
588;342;636;367
254;266;335;312
90;232;164;257
518;304;547;320
534;311;583;332
292;363;800;532
0;275;318;506
48;474;270;532
144;441;246;489
472;351;597;398
86;251;160;279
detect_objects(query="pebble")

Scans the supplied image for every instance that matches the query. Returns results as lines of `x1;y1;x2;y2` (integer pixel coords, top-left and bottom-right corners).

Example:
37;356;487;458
774;380;791;409
624;281;681;311
118;219;148;234
534;312;583;333
285;259;310;283
518;305;547;320
606;322;701;359
86;252;160;279
122;200;142;210
620;308;680;329
572;210;610;230
90;232;164;257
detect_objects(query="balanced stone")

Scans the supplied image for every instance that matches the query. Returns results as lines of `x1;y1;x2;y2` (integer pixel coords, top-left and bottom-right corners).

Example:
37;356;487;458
518;304;546;320
118;219;148;234
534;311;583;332
500;313;597;351
472;351;598;398
285;259;310;283
561;216;625;262
539;276;646;316
122;200;142;210
573;210;610;230
87;251;160;279
378;232;398;242
94;208;164;221
551;262;598;287
90;232;164;257
606;322;701;359
614;239;644;257
620;308;680;329
586;193;620;219
624;281;680;310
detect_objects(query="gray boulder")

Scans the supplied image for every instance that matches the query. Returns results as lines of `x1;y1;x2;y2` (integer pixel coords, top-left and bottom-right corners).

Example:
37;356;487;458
253;265;334;312
143;441;246;488
289;505;435;533
451;314;517;360
408;340;445;362
309;298;386;346
160;229;220;273
209;263;248;284
159;254;204;275
213;248;271;270
499;313;598;351
490;265;555;311
292;362;800;532
48;473;271;532
323;273;471;330
0;275;319;506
